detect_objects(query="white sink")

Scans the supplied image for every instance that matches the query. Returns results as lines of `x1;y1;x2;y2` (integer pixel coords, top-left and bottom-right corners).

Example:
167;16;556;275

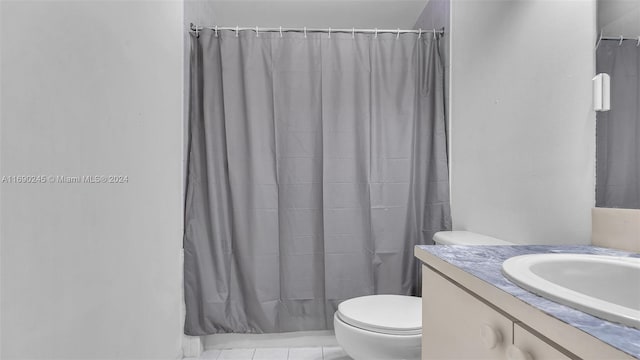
502;254;640;329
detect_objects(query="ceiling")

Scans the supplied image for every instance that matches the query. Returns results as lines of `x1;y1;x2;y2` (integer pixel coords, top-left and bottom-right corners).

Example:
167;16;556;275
185;0;429;29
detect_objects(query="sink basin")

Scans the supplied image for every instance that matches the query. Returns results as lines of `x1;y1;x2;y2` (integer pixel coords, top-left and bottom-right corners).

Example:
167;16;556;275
502;254;640;329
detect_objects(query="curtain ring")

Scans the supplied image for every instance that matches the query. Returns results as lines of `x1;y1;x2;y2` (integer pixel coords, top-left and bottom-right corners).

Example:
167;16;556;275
418;28;422;39
256;26;259;37
396;28;400;39
374;28;378;39
214;25;218;37
352;27;355;39
637;36;640;47
280;26;283;38
618;35;624;46
328;27;331;39
433;28;437;40
235;25;239;37
304;26;307;38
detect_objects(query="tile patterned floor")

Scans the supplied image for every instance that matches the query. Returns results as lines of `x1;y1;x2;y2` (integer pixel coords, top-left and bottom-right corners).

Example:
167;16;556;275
185;346;351;360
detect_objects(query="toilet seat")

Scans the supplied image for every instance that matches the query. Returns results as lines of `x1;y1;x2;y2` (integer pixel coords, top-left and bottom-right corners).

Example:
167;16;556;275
336;295;421;335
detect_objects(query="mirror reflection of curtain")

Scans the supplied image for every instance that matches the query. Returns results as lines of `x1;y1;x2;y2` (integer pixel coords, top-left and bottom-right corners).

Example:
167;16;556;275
183;29;451;335
596;41;640;209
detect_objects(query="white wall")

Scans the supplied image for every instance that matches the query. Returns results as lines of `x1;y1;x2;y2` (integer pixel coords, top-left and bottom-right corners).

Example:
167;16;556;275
185;0;427;29
0;1;184;359
450;0;596;245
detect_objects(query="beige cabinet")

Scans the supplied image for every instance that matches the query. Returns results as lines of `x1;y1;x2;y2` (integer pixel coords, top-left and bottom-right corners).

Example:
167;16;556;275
422;265;575;360
422;265;512;359
508;323;571;360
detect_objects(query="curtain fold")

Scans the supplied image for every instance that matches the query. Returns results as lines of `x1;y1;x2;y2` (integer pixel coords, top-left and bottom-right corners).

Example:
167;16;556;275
184;29;451;335
596;41;640;209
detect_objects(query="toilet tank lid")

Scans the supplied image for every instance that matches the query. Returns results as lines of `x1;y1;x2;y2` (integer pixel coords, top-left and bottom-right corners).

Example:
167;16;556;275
433;231;513;245
337;295;421;335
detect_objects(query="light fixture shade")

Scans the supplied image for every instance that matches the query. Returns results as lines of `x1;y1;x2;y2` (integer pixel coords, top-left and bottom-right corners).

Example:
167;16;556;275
593;73;610;111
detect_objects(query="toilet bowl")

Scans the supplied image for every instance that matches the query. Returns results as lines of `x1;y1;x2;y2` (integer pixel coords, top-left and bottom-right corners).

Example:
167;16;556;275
334;231;514;360
334;295;422;360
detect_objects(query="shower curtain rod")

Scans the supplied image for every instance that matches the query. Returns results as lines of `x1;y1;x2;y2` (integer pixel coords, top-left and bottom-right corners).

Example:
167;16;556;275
596;34;640;47
189;23;444;36
601;36;640;41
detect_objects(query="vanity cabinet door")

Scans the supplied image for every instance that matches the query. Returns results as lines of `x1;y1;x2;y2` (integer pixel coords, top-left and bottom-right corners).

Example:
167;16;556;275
422;265;512;359
509;323;572;360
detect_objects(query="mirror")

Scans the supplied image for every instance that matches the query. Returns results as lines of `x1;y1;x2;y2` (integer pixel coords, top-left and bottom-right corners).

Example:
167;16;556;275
595;0;640;209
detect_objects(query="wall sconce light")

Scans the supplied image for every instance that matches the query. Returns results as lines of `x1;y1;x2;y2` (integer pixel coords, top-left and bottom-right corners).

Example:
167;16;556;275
593;73;610;111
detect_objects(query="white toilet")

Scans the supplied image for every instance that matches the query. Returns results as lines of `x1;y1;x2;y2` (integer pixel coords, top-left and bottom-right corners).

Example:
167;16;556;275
432;230;514;246
334;294;422;360
334;231;513;360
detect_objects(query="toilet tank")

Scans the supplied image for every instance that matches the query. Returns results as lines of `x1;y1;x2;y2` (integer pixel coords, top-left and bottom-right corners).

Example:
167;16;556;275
433;231;514;245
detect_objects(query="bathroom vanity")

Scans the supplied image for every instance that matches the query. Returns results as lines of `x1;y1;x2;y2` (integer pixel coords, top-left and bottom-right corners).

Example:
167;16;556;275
415;245;640;360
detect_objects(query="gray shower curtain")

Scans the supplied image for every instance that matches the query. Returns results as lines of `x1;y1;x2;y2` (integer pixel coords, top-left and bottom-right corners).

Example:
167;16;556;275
596;40;640;209
184;28;451;335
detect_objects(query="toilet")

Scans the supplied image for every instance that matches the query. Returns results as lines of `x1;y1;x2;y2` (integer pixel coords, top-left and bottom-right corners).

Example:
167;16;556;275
432;230;514;246
334;231;514;360
334;295;422;360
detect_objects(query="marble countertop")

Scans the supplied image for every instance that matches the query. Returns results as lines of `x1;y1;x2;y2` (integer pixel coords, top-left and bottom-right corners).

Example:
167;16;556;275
415;245;640;359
